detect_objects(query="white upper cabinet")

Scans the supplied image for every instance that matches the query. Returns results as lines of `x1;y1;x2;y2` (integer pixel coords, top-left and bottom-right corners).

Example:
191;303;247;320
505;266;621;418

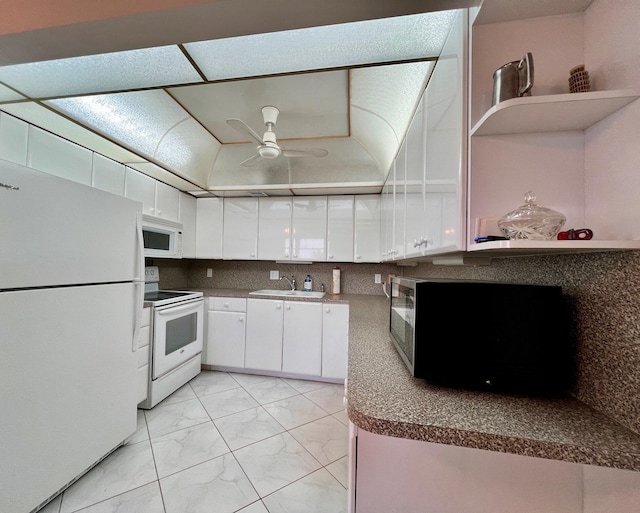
0;113;28;166
393;142;407;261
155;181;180;222
125;167;156;216
354;195;381;263
423;9;466;255
326;196;354;263
125;167;179;222
195;197;223;259
258;197;292;261
223;197;258;260
468;3;640;256
91;154;125;196
179;193;197;258
27;126;93;186
292;196;327;262
404;94;427;258
380;169;395;261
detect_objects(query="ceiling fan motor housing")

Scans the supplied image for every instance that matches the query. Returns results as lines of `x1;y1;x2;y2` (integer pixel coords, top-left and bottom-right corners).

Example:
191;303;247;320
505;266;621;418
258;141;281;159
261;106;280;126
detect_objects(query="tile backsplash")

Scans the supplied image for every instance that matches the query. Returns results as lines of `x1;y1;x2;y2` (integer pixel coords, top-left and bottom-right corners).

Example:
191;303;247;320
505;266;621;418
152;251;640;436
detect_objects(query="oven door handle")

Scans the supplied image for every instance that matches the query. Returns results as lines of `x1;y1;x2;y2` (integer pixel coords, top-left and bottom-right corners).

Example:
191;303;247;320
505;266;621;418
157;300;203;316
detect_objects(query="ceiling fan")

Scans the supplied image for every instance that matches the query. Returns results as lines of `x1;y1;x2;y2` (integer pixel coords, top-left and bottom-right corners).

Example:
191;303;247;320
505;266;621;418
227;106;328;167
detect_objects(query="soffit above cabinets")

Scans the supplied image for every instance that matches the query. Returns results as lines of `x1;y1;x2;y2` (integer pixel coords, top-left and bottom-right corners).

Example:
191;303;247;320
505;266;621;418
0;9;451;196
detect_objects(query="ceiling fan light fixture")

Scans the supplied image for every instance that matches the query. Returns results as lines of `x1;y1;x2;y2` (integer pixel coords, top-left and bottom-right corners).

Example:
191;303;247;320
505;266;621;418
258;144;280;159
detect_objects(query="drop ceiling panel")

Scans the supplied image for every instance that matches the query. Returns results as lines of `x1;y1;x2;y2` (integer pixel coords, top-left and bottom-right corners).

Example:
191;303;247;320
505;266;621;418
183;11;456;81
0;84;25;102
0;46;203;99
168;70;349;143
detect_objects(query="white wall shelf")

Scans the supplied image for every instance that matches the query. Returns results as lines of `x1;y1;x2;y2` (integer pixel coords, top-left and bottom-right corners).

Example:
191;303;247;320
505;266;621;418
470;90;639;136
468;239;640;256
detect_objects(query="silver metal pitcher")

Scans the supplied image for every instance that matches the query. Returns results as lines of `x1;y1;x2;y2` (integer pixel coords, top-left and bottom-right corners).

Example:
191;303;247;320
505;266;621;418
492;53;534;106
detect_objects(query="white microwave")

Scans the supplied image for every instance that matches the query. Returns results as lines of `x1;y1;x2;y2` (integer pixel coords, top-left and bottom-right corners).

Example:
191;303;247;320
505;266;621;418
142;215;183;258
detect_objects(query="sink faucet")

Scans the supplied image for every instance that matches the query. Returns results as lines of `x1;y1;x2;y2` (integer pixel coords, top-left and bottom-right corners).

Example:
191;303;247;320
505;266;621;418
280;274;296;291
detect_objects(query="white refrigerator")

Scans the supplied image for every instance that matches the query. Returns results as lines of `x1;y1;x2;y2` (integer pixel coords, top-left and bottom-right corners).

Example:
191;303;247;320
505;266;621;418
0;159;144;513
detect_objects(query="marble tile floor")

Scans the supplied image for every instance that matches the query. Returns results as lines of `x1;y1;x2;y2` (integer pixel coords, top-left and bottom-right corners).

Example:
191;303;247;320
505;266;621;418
40;371;349;513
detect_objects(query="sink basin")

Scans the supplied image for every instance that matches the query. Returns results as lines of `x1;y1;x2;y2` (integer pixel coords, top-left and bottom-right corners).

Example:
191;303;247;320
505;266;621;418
249;289;326;298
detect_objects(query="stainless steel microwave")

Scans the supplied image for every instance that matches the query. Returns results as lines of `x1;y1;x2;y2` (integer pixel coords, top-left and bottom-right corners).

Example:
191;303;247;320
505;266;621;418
142;215;183;259
389;277;574;396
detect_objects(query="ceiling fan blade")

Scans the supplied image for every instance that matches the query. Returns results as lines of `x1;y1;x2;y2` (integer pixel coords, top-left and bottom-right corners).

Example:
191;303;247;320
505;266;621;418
240;154;262;167
281;148;328;158
227;118;264;145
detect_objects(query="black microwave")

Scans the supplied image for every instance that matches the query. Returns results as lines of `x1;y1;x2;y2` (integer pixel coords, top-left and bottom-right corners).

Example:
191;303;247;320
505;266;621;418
389;277;574;396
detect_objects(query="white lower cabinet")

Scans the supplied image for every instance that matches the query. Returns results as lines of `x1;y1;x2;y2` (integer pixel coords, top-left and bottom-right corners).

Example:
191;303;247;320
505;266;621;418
322;303;349;380
245;298;284;372
282;301;323;376
243;298;349;380
205;297;246;368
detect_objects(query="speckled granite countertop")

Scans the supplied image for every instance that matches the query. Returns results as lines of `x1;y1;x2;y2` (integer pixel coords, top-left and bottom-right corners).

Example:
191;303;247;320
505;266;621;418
344;295;640;472
191;289;640;471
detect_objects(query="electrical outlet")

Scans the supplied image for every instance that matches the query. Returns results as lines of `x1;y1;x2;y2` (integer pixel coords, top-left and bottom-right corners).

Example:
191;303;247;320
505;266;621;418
374;273;382;284
270;270;280;280
206;268;213;278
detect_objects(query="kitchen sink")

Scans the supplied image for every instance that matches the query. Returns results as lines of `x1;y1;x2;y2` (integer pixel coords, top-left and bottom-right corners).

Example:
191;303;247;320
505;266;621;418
249;289;326;298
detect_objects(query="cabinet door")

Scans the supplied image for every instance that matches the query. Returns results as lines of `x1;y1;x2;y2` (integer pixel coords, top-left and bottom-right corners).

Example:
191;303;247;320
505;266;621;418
292;196;327;262
179;193;197;259
393;142;406;260
282;301;322;376
92;154;126;196
27;126;93;186
125;167;156;216
423;9;466;253
245;299;284;372
322;303;349;380
354;195;381;263
223;198;258;260
327;196;354;263
205;311;246;367
258;197;292;260
405;94;427;258
380;169;395;261
195;197;223;259
155;181;180;222
0;113;28;166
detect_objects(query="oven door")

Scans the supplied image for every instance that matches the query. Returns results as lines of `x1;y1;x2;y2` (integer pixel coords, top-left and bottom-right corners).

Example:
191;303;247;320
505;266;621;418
152;298;204;379
389;278;416;375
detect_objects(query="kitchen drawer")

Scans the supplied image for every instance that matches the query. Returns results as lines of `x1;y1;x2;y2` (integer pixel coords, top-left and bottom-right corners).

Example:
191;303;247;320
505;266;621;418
209;297;247;312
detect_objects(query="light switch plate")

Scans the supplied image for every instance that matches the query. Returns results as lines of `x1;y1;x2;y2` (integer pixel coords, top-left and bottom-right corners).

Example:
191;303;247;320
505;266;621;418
206;268;213;278
270;270;280;280
375;273;381;284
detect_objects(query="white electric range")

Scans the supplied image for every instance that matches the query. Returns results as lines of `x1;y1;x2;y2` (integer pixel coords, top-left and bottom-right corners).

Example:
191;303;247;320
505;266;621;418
139;266;204;409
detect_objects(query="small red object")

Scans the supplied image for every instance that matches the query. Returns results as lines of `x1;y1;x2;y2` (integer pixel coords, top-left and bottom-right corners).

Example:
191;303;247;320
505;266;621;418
557;228;593;240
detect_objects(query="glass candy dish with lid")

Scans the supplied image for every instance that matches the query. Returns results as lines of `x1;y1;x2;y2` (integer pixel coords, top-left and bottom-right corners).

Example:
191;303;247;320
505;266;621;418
498;191;566;240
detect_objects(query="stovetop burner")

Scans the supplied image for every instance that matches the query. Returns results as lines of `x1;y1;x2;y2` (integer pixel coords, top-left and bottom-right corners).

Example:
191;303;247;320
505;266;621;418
144;290;195;302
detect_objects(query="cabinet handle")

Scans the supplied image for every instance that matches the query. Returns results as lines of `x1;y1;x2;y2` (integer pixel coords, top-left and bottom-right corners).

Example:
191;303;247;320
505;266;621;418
239;317;244;322
293;253;298;258
328;255;334;259
276;304;282;309
325;308;330;313
356;255;361;260
157;209;162;215
224;303;229;308
250;253;255;257
150;208;155;213
286;305;291;310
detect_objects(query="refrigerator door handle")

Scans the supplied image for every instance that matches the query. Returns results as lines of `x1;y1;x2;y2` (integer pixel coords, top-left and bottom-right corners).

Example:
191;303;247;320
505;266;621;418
132;281;144;352
132;211;145;352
